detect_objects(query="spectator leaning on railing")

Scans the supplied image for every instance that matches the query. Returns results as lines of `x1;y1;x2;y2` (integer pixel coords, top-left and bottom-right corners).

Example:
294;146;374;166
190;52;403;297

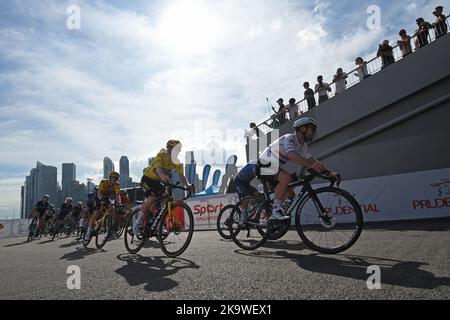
333;68;348;94
249;122;260;139
354;57;369;81
414;18;433;48
315;75;332;104
432;6;448;38
303;82;316;110
377;40;395;69
286;98;299;121
272;98;288;128
397;29;413;57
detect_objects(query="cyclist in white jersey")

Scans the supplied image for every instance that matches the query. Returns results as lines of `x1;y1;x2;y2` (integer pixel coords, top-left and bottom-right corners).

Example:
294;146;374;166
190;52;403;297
259;117;339;220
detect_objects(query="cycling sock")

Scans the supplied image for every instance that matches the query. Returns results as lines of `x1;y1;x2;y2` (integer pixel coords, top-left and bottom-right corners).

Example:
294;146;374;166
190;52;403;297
273;200;282;213
134;211;145;228
79;218;84;227
240;209;249;224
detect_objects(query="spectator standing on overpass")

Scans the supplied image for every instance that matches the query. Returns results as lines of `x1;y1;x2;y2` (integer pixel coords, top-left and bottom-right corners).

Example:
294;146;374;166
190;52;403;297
333;68;348;94
286;98;299;121
432;6;448;38
315;76;332;104
246;123;260;140
397;29;412;57
272;98;288;128
354;57;369;81
377;40;395;69
303;82;316;110
414;18;433;48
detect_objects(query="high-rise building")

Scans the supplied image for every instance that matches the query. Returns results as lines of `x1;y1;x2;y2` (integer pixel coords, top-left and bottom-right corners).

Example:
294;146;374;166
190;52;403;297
62;163;76;197
68;181;87;203
20;186;25;219
120;156;130;188
24;175;32;219
185;151;196;184
23;162;57;219
35;162;57;205
103;157;115;179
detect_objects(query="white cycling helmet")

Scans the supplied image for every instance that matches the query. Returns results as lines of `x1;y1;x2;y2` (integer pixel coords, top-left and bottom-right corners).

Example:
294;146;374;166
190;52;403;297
293;117;317;129
65;197;73;203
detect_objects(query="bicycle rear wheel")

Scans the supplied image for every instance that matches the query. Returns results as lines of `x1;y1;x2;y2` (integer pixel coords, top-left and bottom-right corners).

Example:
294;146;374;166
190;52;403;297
114;214;127;238
124;208;147;254
159;202;194;258
216;204;235;240
230;198;270;250
295;187;363;254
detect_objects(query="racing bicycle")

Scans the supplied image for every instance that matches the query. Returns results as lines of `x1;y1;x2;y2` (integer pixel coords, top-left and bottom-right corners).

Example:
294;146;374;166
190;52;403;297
124;182;194;258
228;168;364;254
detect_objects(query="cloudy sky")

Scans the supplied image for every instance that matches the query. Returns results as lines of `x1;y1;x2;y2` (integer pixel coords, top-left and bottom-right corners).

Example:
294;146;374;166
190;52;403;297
0;0;446;218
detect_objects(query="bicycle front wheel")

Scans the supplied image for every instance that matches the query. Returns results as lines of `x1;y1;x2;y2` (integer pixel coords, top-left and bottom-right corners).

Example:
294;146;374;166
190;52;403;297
295;187;363;254
158;202;194;258
95;216;111;249
124;208;146;254
216;204;236;240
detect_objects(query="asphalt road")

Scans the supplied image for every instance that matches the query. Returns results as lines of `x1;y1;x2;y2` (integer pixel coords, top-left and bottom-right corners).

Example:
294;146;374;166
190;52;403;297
1;218;449;300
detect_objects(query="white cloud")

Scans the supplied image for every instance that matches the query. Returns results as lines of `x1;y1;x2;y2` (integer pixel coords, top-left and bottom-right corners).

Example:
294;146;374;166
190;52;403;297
406;3;417;13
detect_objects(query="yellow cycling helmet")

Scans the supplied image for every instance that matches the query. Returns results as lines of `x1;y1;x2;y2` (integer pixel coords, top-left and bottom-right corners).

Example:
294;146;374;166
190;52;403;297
109;171;120;179
166;139;181;149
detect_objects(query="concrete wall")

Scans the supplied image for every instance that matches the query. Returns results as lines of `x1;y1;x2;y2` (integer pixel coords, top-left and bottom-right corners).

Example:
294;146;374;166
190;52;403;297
250;33;450;180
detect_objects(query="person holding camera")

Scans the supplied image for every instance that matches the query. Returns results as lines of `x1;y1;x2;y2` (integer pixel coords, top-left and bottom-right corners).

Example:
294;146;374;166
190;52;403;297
314;75;331;104
377;40;395;69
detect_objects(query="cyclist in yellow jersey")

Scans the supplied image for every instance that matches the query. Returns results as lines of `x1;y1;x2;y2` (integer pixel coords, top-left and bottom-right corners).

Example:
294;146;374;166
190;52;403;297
133;140;193;234
84;171;121;241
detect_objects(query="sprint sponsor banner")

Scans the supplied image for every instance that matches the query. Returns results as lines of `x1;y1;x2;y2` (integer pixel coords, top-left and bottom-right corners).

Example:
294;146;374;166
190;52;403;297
0;219;29;239
186;194;239;230
313;167;450;222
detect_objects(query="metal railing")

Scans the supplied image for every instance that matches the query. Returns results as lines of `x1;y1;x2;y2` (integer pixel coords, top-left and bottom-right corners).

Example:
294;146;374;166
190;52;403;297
250;15;449;136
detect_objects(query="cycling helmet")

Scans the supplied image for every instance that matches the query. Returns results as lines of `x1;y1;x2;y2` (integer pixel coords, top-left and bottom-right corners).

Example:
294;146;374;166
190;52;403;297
109;171;120;179
166;140;181;149
43;194;50;199
293;117;317;130
76;201;82;206
65;197;73;203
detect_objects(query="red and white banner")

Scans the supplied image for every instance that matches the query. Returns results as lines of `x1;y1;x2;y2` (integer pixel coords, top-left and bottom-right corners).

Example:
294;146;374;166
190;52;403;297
185;194;239;230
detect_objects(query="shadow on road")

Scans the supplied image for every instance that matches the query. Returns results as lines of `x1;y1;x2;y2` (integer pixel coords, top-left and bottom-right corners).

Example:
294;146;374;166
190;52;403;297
115;253;200;292
3;241;28;248
275;251;450;290
59;240;82;248
261;240;308;251
233;240;309;259
37;239;56;245
59;247;107;261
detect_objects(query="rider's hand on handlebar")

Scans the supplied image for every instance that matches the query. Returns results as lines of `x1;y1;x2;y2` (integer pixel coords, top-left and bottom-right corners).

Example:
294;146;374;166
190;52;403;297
161;175;171;184
329;171;341;181
308;160;326;172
